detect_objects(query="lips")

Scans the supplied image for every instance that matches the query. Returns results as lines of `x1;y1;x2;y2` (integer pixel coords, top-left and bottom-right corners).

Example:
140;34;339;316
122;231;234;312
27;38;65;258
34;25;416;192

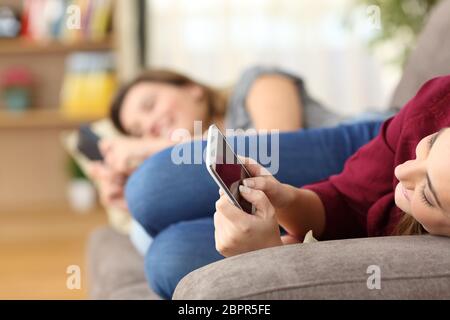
151;117;173;138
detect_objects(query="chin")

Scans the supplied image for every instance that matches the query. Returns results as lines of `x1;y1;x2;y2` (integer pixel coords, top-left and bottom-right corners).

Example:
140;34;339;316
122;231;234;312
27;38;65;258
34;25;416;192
395;200;411;215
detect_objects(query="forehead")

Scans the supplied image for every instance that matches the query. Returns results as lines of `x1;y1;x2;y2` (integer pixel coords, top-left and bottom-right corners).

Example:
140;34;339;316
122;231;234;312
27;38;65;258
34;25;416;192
428;129;450;212
120;83;160;125
123;82;159;106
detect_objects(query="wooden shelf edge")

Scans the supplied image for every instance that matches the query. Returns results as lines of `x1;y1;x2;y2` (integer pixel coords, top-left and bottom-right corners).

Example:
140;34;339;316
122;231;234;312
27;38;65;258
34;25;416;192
0;37;115;55
0;110;102;129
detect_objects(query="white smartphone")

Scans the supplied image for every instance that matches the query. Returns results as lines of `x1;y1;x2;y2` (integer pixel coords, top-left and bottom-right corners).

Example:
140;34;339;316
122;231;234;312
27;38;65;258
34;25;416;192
206;124;255;214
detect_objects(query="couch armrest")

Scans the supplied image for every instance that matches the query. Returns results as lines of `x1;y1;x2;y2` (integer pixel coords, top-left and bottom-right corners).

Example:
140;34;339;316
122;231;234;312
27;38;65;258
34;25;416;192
173;235;450;300
87;226;161;300
389;0;450;108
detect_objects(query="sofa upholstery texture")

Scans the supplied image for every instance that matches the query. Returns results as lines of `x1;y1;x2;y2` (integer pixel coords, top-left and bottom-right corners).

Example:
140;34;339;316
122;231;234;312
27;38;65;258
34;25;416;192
87;227;160;300
174;235;450;299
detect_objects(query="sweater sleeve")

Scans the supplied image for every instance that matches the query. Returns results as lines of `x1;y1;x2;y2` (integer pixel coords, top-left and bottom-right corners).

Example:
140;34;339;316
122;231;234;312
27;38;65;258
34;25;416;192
303;113;405;240
303;76;450;240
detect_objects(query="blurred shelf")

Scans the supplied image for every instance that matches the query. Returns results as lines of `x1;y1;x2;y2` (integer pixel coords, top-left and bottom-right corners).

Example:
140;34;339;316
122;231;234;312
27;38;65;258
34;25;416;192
0;37;115;55
0;109;101;129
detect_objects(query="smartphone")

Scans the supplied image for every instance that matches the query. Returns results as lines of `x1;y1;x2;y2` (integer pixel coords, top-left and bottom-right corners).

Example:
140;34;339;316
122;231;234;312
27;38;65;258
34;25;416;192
77;125;104;161
206;124;255;214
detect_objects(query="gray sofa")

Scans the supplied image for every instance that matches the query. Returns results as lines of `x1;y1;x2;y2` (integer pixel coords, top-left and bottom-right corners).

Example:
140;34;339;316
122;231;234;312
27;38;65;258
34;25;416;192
87;0;450;300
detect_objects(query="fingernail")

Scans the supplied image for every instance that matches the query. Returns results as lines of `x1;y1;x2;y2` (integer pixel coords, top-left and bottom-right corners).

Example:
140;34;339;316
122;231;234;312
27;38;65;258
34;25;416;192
219;188;224;195
243;179;254;187
239;185;251;194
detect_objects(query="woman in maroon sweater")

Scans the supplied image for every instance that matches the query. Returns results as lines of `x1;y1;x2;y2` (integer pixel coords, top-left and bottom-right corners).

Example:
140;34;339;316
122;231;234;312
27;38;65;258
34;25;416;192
215;75;450;257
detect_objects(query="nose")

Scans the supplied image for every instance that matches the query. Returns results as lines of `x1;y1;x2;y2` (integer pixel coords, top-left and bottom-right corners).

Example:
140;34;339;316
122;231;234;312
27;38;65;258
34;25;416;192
143;122;160;137
140;112;160;138
142;108;169;138
395;159;425;189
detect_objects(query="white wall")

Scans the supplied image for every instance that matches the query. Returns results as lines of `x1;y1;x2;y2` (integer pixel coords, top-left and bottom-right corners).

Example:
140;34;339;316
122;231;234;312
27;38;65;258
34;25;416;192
145;0;402;115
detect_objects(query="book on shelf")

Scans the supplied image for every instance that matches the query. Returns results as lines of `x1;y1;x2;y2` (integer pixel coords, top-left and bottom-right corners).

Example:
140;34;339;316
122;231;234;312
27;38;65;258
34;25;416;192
60;51;117;119
20;0;113;43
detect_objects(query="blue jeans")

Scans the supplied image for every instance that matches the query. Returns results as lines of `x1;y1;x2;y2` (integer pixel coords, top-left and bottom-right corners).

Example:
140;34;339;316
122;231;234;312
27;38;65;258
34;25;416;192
125;120;383;299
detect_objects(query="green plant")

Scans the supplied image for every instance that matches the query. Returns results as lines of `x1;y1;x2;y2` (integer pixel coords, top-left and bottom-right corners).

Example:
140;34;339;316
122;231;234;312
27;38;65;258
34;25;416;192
67;157;87;180
356;0;441;65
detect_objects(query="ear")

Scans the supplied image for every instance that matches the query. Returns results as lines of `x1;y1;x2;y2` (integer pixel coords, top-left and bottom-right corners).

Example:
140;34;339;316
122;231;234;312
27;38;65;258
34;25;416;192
184;83;205;101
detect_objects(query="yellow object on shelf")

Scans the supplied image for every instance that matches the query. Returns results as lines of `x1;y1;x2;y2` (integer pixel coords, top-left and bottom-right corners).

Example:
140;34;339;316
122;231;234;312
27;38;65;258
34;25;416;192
60;52;117;120
61;71;117;119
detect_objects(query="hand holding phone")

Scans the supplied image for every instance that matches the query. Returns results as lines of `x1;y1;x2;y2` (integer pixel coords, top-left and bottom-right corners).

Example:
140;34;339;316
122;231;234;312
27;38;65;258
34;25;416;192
206;125;255;214
89;162;128;210
77;125;104;161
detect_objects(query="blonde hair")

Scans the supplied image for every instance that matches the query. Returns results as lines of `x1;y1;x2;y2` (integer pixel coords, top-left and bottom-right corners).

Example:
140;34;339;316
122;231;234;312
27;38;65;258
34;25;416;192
391;213;426;236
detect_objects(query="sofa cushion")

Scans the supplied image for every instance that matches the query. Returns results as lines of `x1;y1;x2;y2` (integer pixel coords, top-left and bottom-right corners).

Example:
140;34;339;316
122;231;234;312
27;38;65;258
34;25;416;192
174;235;450;299
390;0;450;108
87;226;161;300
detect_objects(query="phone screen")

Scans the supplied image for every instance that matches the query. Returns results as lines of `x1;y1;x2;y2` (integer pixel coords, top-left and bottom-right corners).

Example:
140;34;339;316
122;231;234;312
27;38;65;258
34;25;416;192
214;131;253;214
77;125;103;161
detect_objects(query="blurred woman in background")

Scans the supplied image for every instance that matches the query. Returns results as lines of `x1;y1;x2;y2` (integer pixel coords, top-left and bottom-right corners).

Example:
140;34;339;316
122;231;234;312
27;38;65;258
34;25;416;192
91;66;346;212
103;66;340;173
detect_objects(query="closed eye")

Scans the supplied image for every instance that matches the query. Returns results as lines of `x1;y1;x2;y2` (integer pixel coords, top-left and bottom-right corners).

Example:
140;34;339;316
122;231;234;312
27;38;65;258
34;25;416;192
420;184;433;208
141;97;155;113
142;103;154;112
424;129;447;210
428;134;438;148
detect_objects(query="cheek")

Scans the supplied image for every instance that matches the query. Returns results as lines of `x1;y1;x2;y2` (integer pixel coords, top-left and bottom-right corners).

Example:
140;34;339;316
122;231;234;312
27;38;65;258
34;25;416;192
157;98;176;114
409;203;429;226
170;91;200;115
166;100;194;126
142;112;154;126
170;100;197;124
156;91;181;113
415;136;432;160
167;89;188;108
409;199;447;234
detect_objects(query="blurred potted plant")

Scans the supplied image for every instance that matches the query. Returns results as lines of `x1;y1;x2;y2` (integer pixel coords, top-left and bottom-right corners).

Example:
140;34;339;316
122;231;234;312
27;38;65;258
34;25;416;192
67;157;97;214
0;67;34;112
354;0;441;65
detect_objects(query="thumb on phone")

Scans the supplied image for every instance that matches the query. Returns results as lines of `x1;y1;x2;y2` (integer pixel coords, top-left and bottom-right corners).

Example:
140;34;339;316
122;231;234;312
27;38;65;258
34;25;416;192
238;156;272;177
238;185;274;218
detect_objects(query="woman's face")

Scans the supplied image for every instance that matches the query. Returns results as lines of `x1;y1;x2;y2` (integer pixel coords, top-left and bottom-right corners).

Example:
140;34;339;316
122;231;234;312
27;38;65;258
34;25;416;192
394;128;450;236
119;82;208;138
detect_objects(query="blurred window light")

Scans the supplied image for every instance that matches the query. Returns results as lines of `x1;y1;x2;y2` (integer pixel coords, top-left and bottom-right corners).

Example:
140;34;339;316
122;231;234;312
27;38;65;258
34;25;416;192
146;0;401;115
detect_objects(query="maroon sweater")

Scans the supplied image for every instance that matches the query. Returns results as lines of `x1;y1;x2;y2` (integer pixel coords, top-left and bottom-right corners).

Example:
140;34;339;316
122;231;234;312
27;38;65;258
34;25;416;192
304;76;450;240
